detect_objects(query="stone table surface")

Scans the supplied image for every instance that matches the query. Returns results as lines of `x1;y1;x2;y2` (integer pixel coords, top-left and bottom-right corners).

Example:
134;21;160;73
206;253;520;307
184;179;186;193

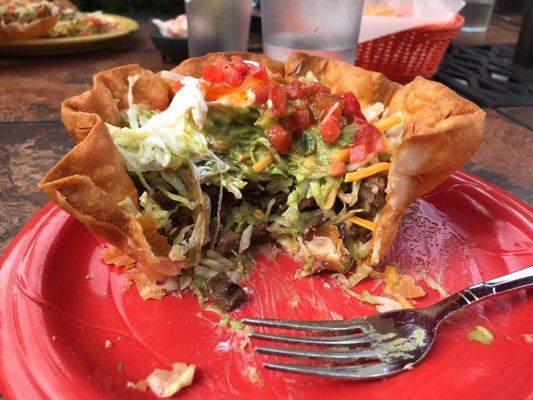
0;16;532;255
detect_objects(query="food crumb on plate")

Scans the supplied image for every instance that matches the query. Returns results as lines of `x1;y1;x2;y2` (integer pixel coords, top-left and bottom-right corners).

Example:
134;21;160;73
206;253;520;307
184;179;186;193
105;339;113;348
117;362;124;372
85;273;94;280
329;311;344;320
123;280;133;292
523;334;533;343
288;294;301;308
468;326;494;345
145;362;195;398
245;366;264;385
136;380;148;392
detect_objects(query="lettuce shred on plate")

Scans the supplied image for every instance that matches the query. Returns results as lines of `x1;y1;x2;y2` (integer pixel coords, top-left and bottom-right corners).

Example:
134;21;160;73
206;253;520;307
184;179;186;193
104;56;404;308
468;326;494;345
144;362;195;398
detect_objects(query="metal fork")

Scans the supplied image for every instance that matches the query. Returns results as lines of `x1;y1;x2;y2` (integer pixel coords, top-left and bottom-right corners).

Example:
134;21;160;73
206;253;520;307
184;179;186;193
242;266;533;380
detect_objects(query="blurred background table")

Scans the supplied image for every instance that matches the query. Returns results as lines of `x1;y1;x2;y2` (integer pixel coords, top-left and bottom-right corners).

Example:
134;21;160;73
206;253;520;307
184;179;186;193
0;14;531;255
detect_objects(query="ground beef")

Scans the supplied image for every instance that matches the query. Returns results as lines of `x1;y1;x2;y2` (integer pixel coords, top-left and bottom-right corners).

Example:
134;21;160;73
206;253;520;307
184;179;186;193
203;184;220;202
251;221;272;244
205;272;248;311
242;182;262;197
355;174;387;219
215;232;240;257
298;197;317;210
264;191;289;211
339;221;371;242
242;183;288;211
153;190;177;210
302;212;328;240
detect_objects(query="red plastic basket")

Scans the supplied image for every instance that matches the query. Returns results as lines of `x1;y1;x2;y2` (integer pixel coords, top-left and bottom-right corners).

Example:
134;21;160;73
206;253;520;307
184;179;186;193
356;14;464;83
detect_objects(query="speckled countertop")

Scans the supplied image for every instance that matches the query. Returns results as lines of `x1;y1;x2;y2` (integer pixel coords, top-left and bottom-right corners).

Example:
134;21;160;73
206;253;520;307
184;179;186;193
0;18;531;256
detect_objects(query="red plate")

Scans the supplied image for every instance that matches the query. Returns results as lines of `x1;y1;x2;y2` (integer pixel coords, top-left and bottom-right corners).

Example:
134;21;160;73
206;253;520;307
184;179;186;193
0;172;532;400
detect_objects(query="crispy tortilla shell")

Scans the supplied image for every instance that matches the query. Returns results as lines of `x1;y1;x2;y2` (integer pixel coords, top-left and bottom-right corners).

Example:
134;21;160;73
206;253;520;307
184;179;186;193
39;119;157;265
41;52;484;298
40;65;174;272
0;13;59;41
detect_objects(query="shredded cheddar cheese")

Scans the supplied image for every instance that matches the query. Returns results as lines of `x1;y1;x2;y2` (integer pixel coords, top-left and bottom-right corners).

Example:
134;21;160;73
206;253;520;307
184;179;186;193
303;156;315;167
252;153;274;172
344;162;390;183
334;148;350;163
373;115;402;133
349;216;375;231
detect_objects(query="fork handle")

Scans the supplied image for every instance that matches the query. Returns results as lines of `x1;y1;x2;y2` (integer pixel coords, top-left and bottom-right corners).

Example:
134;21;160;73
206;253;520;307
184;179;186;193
425;266;533;322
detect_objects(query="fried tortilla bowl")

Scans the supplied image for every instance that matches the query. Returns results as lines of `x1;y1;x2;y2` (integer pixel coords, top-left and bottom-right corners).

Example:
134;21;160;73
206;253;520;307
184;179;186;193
39;52;484;302
0;12;59;40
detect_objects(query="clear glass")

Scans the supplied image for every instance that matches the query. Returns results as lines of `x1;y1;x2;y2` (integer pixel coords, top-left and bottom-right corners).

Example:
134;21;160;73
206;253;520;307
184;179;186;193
185;0;252;57
460;0;496;33
261;0;365;63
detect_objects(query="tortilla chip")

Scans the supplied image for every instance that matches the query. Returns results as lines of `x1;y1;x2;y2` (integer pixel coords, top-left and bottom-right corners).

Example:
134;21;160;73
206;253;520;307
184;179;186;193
284;53;484;264
0;13;59;41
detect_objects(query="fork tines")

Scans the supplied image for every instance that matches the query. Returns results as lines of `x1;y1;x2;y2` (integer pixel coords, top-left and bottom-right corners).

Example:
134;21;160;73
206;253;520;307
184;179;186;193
242;317;401;380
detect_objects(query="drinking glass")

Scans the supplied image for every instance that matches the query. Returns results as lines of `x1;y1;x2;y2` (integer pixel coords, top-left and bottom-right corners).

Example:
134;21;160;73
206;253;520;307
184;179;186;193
261;0;365;64
185;0;252;57
460;0;496;32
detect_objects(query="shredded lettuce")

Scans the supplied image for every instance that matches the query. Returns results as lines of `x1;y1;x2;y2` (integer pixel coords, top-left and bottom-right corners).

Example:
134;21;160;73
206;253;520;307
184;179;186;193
338;181;361;207
309;177;341;210
109;77;228;176
272;182;309;234
266;177;293;193
362;102;385;122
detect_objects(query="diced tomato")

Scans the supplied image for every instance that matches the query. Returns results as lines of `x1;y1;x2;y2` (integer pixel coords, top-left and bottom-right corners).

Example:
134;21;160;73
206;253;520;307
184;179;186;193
202;57;244;87
309;82;332;94
288;108;311;133
285;80;311;100
249;64;269;80
268;124;292;154
342;92;365;122
203;56;270;88
202;63;224;84
285;80;331;100
348;142;368;163
251;84;287;116
171;81;184;94
268;84;287;117
330;162;347;177
250;85;270;104
310;92;342;120
348;120;386;163
319;104;342;144
230;56;249;75
223;65;244;87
